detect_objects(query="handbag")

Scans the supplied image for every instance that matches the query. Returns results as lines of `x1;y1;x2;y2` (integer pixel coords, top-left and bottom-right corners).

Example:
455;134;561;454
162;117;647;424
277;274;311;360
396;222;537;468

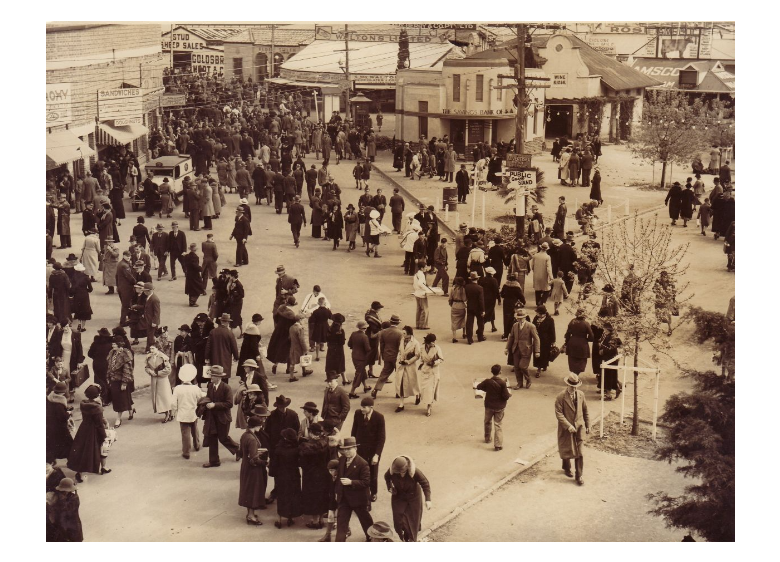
549;345;561;363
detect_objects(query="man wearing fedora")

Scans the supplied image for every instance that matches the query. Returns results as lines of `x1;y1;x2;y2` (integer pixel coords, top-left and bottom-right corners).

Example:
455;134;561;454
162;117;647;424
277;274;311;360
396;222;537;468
299;401;323;439
116;251;136;326
202;365;240;468
265;395;300;503
350;397;386;502
275;265;299;297
347;322;372;398
287;194;307;248
506;312;541;390
324;372;351;429
335;436;374;541
151;224;169;280
205;313;239;378
465;272;486;344
555;373;590;485
372;315;403;398
143;282;160;353
132;260;152;284
557;234;578;294
230;207;252;267
172;364;205;459
168;221;187;281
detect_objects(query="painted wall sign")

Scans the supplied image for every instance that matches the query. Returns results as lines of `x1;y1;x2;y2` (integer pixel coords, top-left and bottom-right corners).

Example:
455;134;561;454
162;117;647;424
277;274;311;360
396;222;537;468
46;83;72;127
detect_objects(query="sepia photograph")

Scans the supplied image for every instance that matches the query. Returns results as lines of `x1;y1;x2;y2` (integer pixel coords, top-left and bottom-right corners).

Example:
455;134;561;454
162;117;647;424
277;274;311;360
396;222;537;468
38;11;742;545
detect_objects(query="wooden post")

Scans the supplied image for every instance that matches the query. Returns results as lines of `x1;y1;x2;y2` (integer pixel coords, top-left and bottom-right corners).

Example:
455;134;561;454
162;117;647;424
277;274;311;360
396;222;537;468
620;355;627;424
481;191;486;229
652;369;661;441
600;365;605;438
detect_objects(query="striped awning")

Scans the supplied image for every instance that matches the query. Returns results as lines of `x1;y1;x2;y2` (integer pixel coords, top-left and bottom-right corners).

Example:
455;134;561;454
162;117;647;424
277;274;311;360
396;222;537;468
46;130;95;169
96;122;149;146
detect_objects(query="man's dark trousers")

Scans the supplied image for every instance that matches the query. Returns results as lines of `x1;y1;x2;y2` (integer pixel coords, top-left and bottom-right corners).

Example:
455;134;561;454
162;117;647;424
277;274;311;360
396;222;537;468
208;420;239;464
235;241;249;265
372;360;396;393
336;503;373;542
358;448;380;496
291;224;302;245
170;254;182;279
465;311;484;343
562;457;584;478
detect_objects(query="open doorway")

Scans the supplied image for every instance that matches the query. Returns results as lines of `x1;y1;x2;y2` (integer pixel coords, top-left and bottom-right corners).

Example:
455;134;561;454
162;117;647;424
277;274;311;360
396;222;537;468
546;105;573;139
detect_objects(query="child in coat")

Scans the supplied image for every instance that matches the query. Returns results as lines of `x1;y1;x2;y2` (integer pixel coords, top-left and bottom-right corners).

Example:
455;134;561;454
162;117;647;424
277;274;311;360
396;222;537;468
549;271;569;316
697;198;712;236
352;163;363;190
309;299;332;360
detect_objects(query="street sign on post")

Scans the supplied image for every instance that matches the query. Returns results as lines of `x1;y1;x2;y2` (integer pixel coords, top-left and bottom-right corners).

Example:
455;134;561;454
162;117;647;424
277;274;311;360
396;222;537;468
508;170;536;216
506;153;532;169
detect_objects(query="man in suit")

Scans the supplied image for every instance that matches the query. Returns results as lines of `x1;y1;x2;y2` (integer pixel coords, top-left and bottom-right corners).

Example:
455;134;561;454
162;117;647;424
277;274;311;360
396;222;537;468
205;313;239;378
97;203;114;250
264;394;300;503
505;312;540;390
81;201;97;236
335;437;374;542
553;196;567;239
143;282;161;352
168;221;187;281
465;271;486;344
201;233;219;285
82;170;99;205
388;188;404;234
230;208;252;266
456;163;470;204
557;234;578;293
555;373;590;485
371;315;403;399
201;366;240;468
323;372;351;429
350;397;386;502
477;364;512;450
151;224;169;279
287;195;307;248
116;251;136;327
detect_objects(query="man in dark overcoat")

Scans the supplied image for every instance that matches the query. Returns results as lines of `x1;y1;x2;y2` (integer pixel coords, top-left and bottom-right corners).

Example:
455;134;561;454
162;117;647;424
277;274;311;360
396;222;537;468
143;282;161;352
288;195;307;248
464;272;486;344
205;312;239;378
168;221;187;281
350;397;386;502
182;243;205;307
555;373;590;485
151;224;169;279
202;366;240;468
557;235;579;293
116;251;136;327
230;208;252;267
335;437;374;541
265;394;300;503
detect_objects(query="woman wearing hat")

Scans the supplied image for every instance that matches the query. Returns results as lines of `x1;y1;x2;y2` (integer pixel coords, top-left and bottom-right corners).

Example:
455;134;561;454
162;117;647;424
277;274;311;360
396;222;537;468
395;326;421;413
367;209;382;257
146;346;174;423
235;383;265;429
383;455;432;542
238;315;263;378
269;428;303;528
343;204;359;252
46;381;73;464
46;477;83;542
325;313;349;385
448;277;468;343
101;239;119;295
107;336;135;427
298;423;330;529
418;334;444;417
267;296;297;377
499;274;525;340
664;181;683;226
80;230;101;281
532;305;556;378
563;308;594;376
70;264;93;333
239;414;271;525
67;385;108;482
481;266;501;333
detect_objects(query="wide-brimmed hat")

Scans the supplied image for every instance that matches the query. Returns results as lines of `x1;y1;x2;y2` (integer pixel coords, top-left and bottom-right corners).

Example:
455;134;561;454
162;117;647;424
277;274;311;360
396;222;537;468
66;253;78;262
301;401;319;413
252;405;271;417
246;384;261;393
74;263;85;272
356;320;368;329
369;209;380;219
485;267;496;275
218;313;232;324
55;478;77;492
367;522;395;541
242;359;258;368
209;365;227;378
274;395;292;408
469;271;479;280
143;282;154;291
459;222;468;230
552;239;563;247
275;265;286;273
339;436;358;449
156;224;165;230
178;364;197;383
326;371;341;382
564;373;582;387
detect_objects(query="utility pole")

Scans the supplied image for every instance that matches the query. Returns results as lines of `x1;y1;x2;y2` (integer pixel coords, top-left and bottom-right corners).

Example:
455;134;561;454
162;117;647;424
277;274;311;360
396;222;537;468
270;24;275;78
515;23;527;155
345;24;351;122
170;24;174;72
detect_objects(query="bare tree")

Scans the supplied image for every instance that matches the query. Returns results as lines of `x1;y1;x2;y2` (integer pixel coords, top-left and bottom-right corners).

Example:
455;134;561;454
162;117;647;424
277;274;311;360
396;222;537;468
629;90;708;187
570;214;691;435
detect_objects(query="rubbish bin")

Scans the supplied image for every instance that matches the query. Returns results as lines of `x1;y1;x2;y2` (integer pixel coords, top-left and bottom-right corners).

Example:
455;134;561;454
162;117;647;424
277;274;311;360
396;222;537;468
442;187;458;211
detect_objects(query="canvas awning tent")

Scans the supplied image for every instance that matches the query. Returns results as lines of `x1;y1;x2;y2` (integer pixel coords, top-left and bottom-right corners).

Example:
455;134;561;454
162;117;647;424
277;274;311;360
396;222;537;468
46;130;95;170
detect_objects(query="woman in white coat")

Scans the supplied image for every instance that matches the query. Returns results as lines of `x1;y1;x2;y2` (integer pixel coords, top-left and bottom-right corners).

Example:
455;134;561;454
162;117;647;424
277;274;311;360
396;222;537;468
80;230;101;281
395;326;421;413
559;148;572;186
412;261;434;329
145;346;174;422
368;209;383;258
418;333;443;417
210;180;222;218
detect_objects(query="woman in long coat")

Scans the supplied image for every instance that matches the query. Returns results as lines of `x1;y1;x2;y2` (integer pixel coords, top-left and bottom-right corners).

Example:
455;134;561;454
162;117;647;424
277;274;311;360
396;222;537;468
191;314;214;387
395;327;421;412
679;184;696;226
102;240;119;292
267;298;297;374
563;309;594;375
269;428;303;528
499;274;525;339
67;385;107;481
88;328;113;405
48;263;72;325
366;132;377;161
211;181;222;218
532;305;556;377
107;337;135;426
327;203;344;250
479;268;501;332
597;322;622;400
448;277;467;342
158;179;174;217
444;145;456;179
200;181;215;221
80;231;100;281
418;334;444;417
298;424;330;528
325;314;347;384
70;264;92;331
531;246;553;299
46;382;73;463
227;158;237;191
145;346;173;422
239;415;271;525
109;185;125;221
46;479;83;542
310;191;325;238
558;148;571;185
589;169;603;205
343;204;358;251
383;455;432;542
665;181;683;225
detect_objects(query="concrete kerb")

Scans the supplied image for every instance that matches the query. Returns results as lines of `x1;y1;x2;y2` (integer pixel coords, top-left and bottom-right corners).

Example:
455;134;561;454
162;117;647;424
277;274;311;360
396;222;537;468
418;413;604;541
370;164;458;241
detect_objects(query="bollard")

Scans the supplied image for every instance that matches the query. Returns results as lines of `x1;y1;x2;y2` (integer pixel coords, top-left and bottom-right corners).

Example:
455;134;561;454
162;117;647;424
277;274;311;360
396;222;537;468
481;192;486;229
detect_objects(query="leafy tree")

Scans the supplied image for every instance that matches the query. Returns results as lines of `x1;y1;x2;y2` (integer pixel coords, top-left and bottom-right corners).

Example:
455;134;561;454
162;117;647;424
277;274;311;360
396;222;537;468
685;305;735;381
570;214;690;435
648;370;735;542
629;90;708;187
397;29;410;70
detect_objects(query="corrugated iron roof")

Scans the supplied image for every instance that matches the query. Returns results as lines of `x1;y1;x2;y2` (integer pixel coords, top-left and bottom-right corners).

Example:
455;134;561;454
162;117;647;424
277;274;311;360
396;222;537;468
181;27;246;42
563;35;661;91
226;28;315;46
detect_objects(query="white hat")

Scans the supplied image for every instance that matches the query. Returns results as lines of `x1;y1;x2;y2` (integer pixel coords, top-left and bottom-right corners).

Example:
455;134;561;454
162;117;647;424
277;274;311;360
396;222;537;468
369;209;380;219
178;364;197;383
485;267;496;275
74;263;85;272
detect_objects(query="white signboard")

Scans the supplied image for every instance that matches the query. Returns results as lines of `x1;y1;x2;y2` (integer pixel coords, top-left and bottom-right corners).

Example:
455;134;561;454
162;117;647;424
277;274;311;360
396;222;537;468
114;118;142;126
98;88;142;123
587;37;617;55
509;170;536;217
46;83;72;127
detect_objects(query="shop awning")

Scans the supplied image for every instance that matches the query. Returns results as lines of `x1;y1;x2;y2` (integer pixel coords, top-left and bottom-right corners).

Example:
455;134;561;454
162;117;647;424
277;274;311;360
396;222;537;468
266;77;336;89
67;122;97;138
46;130;96;169
96;122;149;146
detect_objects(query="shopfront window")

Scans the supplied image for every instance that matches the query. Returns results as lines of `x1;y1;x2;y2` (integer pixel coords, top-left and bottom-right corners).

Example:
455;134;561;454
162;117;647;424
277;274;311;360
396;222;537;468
233;57;243;78
453;74;461;102
476;74;483;102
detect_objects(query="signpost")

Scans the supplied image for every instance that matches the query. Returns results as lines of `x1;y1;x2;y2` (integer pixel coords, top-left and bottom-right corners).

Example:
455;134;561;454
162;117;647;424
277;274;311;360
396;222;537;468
506;154;535;239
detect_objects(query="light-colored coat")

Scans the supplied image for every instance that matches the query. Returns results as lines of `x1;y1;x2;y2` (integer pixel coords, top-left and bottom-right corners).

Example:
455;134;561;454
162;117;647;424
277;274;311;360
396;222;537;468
102;245;119;287
554;389;590;459
444;149;457;173
531;251;553;291
418;343;443;406
145;351;173;413
201;183;215;217
288;322;308;366
211;185;222;216
506;320;541;367
559;152;571;181
396;336;421;398
81;234;101;278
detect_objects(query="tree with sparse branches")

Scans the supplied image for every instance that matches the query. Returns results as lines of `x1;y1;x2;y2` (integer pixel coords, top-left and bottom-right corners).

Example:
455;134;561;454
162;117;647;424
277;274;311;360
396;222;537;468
569;214;690;435
629;90;709;187
648;369;735;542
